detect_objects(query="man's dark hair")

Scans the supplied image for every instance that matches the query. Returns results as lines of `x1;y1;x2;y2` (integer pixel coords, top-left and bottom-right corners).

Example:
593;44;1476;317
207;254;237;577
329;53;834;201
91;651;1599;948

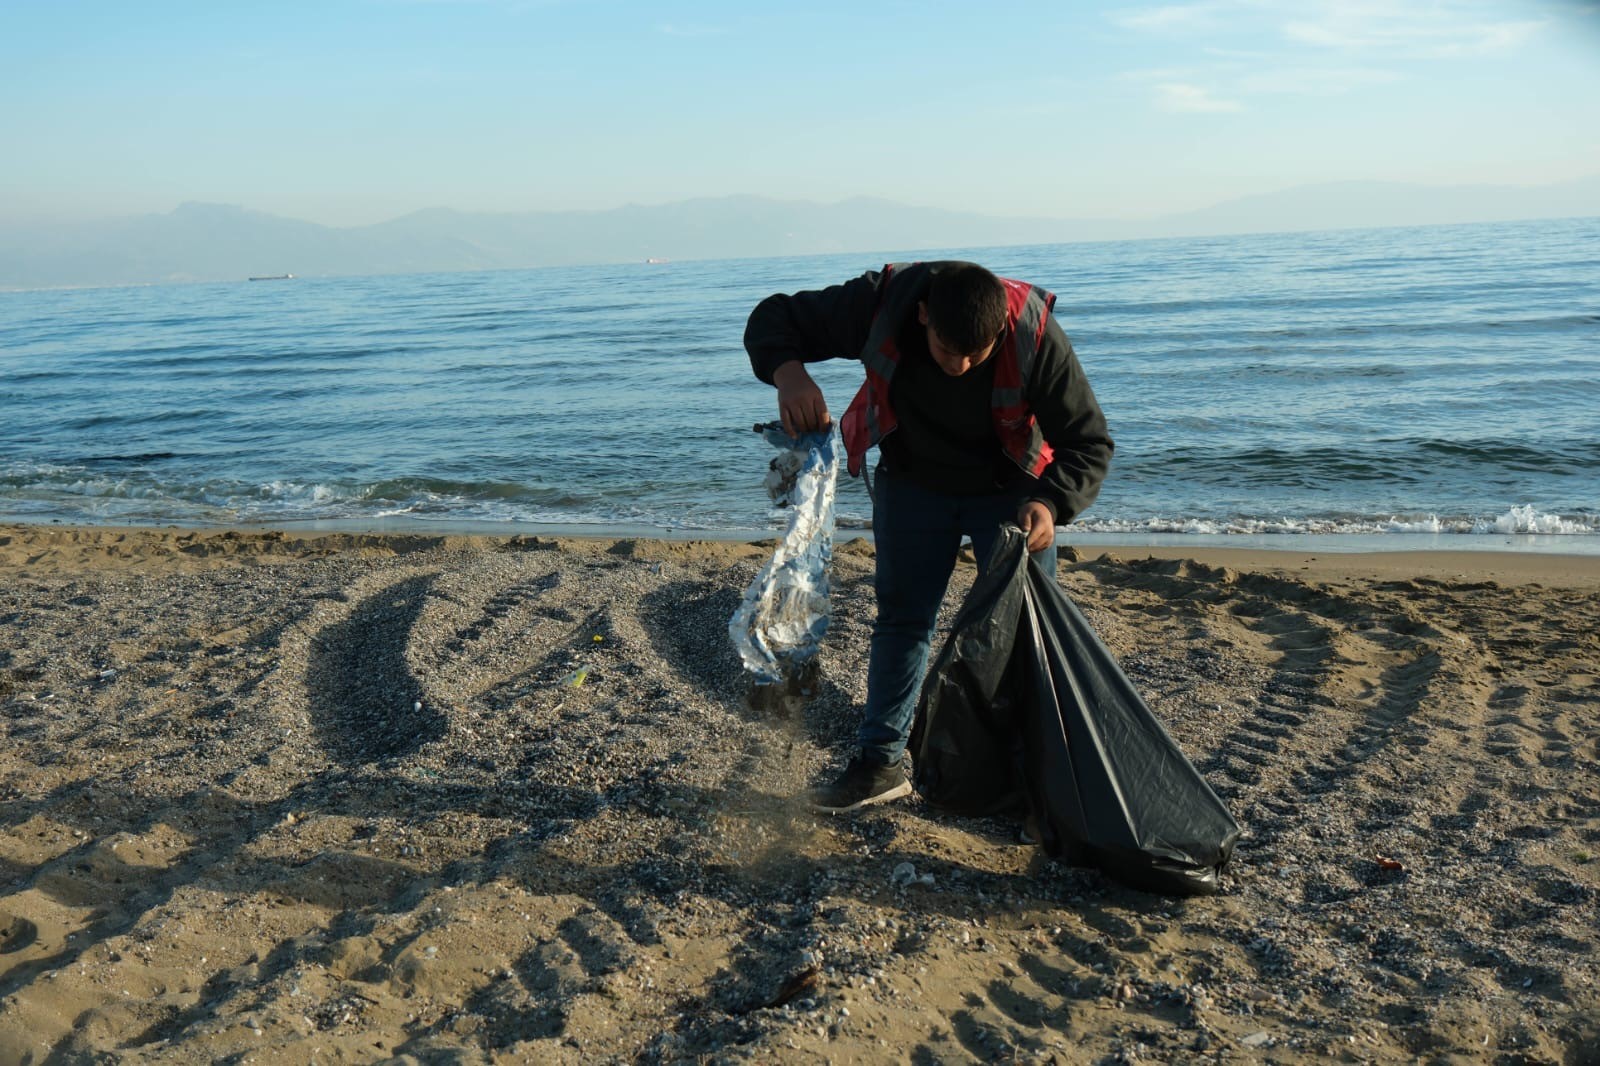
926;263;1007;354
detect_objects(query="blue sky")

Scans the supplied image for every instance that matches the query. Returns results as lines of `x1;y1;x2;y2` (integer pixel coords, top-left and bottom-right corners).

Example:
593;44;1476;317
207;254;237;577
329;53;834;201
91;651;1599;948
3;0;1597;226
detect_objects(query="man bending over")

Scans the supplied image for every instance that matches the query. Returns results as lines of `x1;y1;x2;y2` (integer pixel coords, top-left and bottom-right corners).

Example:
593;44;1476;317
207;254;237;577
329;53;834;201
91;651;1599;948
744;261;1113;812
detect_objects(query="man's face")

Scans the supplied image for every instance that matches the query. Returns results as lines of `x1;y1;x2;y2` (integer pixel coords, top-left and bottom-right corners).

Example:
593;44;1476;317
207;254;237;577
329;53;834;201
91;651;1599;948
917;301;998;377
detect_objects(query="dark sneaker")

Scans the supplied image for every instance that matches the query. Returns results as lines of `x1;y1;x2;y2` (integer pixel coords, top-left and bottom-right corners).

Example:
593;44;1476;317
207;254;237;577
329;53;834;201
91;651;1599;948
808;754;912;814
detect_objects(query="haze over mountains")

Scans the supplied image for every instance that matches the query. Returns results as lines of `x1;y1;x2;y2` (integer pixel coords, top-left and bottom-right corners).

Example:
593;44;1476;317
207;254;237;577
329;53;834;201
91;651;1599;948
2;176;1596;290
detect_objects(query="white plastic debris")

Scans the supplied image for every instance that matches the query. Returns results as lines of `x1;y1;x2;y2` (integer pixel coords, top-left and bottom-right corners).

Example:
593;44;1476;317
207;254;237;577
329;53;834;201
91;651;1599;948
729;424;840;684
891;862;918;886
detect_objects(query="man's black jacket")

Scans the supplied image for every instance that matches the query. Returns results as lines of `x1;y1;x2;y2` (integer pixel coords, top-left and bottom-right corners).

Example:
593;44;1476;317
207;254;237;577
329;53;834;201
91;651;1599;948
744;262;1113;524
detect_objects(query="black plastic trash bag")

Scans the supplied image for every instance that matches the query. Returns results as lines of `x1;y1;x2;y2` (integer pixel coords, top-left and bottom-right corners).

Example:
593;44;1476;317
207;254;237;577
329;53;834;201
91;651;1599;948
909;526;1240;896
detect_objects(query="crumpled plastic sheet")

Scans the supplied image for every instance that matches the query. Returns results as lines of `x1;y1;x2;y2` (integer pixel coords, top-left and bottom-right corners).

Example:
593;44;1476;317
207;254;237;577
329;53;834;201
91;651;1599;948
728;423;840;683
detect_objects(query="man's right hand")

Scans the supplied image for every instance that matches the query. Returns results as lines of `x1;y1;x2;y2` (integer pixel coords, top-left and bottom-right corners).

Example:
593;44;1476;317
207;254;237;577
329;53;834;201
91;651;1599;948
773;361;831;437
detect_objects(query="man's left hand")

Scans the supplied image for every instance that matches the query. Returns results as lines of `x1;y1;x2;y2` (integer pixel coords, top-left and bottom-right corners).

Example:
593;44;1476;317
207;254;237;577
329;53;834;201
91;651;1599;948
1017;501;1056;553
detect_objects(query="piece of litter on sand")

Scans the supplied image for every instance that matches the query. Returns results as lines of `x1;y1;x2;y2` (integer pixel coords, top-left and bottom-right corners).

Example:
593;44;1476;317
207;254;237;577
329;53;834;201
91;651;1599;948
1240;1031;1272;1048
891;862;918;886
766;966;820;1009
564;669;589;687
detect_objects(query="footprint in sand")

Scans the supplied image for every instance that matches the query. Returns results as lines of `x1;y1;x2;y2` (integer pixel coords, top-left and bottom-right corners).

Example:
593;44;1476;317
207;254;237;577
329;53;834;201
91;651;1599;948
0;911;39;955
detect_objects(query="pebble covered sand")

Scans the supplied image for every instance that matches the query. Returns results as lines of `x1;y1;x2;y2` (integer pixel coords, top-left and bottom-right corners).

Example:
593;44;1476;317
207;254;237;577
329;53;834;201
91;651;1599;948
1;525;1598;1064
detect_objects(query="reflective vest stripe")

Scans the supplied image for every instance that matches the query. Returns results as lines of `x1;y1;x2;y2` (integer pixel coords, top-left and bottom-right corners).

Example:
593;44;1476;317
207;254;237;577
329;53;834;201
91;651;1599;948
842;263;1057;479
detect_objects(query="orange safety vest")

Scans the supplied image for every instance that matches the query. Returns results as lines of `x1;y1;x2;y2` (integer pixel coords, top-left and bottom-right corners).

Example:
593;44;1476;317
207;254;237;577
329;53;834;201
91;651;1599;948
840;262;1057;479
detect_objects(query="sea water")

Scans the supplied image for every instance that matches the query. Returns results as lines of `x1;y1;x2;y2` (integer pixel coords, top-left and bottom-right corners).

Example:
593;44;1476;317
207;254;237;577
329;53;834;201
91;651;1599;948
2;216;1597;551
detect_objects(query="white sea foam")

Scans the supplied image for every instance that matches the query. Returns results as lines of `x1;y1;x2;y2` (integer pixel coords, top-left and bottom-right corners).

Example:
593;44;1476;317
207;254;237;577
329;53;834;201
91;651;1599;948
1481;504;1593;535
4;457;1595;538
1073;506;1599;537
257;480;339;505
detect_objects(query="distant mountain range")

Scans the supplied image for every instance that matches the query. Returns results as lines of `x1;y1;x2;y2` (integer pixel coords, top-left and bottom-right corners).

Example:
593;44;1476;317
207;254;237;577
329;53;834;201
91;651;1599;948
3;176;1596;289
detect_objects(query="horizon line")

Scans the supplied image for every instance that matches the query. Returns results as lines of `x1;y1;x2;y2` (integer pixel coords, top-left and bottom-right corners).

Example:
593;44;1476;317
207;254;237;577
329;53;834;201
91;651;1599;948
4;212;1596;295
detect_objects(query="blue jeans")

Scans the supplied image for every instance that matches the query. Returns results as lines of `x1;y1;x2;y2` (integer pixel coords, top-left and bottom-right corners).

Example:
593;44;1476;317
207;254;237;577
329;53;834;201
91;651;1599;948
859;467;1058;764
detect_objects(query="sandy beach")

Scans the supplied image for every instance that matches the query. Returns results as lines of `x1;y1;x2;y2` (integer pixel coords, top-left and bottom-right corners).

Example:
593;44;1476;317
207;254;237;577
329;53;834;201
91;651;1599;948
1;523;1597;1064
